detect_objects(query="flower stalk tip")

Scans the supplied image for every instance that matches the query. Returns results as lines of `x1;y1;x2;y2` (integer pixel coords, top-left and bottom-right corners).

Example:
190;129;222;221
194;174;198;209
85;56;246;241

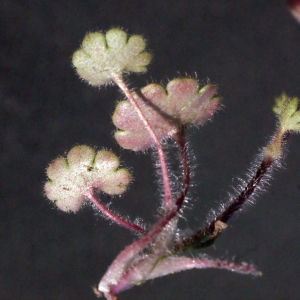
265;94;300;159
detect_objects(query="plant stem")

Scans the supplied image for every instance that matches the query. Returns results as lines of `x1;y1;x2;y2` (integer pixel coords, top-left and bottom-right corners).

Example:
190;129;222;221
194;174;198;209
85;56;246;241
85;188;146;234
174;132;290;251
113;75;173;213
99;207;178;297
175;129;191;211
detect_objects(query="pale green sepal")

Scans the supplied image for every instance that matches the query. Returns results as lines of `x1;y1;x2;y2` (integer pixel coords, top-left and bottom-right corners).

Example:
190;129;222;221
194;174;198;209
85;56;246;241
273;94;300;133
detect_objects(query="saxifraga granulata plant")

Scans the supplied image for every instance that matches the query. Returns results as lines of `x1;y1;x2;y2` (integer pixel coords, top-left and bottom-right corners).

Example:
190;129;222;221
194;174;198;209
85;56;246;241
44;28;300;300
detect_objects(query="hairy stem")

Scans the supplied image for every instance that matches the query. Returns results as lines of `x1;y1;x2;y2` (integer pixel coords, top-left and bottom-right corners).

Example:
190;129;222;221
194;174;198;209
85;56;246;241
113;75;173;213
175;129;191;211
85;188;146;234
174;132;289;251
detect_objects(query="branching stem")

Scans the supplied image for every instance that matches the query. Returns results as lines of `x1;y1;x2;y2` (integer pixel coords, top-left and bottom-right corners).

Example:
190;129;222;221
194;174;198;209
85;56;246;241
100;207;179;298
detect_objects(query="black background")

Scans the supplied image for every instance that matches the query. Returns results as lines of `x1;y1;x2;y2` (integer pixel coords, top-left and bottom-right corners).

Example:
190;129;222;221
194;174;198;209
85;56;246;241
2;1;300;299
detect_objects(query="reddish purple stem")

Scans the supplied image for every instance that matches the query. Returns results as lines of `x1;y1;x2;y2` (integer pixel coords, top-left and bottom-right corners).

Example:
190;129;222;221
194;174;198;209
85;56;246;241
113;75;174;213
85;189;146;234
175;131;191;211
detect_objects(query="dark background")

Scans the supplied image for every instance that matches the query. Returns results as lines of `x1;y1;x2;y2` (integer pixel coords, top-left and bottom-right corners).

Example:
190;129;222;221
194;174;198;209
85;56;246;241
1;1;300;299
